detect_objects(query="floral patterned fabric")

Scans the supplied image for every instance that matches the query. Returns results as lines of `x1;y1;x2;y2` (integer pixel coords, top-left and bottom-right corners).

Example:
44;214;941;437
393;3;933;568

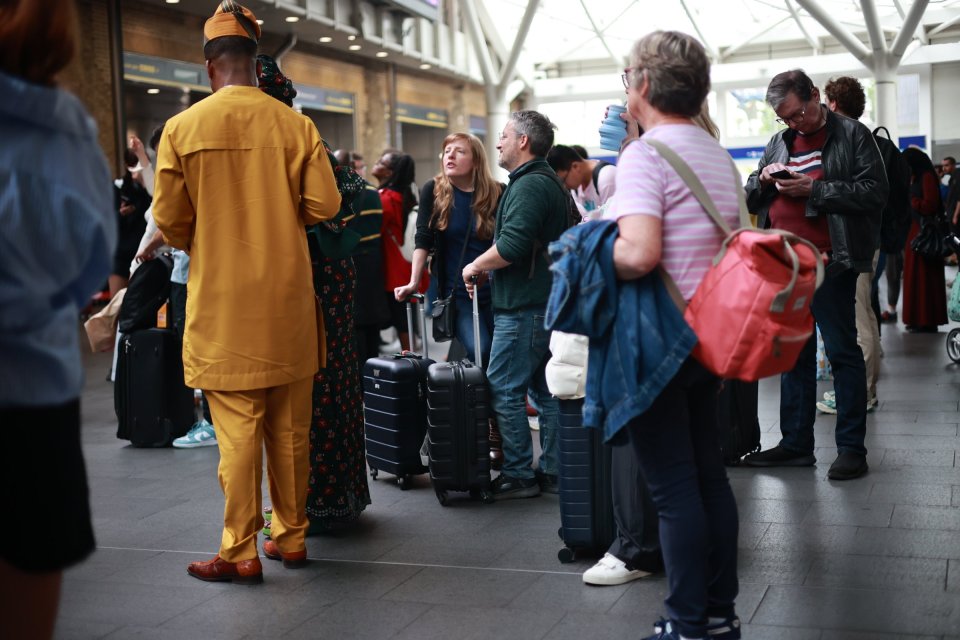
306;255;371;524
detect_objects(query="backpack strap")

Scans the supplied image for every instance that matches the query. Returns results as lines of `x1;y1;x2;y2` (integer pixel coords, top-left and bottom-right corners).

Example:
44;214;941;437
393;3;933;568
873;126;892;141
642;137;750;232
591;160;612;194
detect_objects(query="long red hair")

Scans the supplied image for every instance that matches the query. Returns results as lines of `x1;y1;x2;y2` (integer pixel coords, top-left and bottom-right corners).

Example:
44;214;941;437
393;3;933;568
430;133;500;240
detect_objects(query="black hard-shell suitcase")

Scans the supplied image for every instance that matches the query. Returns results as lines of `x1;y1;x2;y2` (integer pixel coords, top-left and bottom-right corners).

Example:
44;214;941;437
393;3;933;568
363;295;433;489
717;379;761;465
115;328;195;447
426;289;493;505
557;398;616;562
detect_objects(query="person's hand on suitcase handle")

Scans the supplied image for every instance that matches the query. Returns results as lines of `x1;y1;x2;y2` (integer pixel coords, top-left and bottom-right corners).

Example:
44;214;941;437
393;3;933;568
462;264;487;298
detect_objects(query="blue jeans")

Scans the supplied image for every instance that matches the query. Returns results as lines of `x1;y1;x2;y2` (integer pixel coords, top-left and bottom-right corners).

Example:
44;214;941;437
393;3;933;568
780;268;866;456
487;307;559;479
625;357;738;637
453;295;493;367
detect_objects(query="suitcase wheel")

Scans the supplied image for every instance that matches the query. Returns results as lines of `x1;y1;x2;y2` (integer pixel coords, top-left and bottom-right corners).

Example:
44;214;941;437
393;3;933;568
557;547;577;564
435;489;449;506
470;488;494;504
398;474;412;490
370;468;379;480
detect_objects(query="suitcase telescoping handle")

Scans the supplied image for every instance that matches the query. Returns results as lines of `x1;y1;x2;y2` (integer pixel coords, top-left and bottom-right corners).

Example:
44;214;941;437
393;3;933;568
405;293;428;359
470;276;482;368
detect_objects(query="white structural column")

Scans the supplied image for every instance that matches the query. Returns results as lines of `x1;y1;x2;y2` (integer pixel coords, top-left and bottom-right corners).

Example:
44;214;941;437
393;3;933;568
794;0;930;141
460;0;541;173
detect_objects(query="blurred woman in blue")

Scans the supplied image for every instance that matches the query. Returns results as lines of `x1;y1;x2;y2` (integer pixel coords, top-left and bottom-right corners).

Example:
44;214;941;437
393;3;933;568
0;1;116;637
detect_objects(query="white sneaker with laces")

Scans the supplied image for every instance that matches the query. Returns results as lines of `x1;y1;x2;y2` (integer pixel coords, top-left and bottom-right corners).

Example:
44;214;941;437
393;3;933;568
582;553;651;586
172;420;217;448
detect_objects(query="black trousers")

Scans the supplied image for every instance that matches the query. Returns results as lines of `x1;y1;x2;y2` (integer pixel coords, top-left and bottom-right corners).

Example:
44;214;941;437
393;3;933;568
609;436;663;572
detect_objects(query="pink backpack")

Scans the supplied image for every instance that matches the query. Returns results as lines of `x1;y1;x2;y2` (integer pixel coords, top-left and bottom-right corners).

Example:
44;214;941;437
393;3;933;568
646;139;825;382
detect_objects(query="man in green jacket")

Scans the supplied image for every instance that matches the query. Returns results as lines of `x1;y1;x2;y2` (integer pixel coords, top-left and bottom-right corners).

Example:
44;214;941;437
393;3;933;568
462;110;569;499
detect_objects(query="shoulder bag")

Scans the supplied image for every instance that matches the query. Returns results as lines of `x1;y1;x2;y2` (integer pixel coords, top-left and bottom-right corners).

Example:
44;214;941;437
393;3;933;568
431;209;475;343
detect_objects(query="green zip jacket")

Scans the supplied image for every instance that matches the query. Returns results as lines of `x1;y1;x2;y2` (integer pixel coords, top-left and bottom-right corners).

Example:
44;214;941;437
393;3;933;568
492;158;569;311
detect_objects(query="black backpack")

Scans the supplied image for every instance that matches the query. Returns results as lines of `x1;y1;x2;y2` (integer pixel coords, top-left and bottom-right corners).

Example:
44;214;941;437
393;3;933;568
873;127;912;253
118;254;173;333
591;160;613;194
525;168;581;230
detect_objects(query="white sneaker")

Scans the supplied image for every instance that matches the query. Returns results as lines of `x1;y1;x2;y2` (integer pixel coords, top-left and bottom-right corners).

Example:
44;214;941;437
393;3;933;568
172;420;217;448
582;553;651;586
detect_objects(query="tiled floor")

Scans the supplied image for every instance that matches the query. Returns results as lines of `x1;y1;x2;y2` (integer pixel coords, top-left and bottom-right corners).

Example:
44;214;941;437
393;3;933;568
56;316;960;639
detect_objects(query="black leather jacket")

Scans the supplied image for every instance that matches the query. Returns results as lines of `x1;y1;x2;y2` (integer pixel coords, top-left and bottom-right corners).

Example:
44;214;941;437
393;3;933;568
745;108;888;273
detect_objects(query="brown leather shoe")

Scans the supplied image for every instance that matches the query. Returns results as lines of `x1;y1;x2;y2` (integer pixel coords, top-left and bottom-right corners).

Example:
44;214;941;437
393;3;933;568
488;417;503;471
262;539;308;569
187;555;263;584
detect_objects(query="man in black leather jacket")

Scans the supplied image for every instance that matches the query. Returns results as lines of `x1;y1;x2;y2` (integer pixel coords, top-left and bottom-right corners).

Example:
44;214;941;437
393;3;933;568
742;69;887;481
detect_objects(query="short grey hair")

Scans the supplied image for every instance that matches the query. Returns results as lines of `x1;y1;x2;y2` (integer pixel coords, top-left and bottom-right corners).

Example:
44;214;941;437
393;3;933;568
627;31;710;118
510;110;556;157
766;69;815;111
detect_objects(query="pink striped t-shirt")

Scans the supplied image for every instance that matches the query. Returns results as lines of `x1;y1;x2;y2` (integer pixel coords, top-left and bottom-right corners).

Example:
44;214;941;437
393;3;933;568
606;124;742;301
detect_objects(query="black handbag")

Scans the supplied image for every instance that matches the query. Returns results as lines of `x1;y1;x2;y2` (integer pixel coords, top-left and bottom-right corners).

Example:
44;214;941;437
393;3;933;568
431;210;475;343
910;215;950;261
431;295;456;342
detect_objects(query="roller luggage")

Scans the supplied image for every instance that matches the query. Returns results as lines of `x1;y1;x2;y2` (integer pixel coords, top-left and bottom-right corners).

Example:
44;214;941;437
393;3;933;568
717;379;761;465
115;328;195;447
426;289;493;505
363;295;432;489
557;398;616;562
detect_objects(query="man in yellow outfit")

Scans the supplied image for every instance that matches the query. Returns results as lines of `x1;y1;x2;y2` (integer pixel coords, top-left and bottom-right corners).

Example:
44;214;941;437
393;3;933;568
152;1;340;584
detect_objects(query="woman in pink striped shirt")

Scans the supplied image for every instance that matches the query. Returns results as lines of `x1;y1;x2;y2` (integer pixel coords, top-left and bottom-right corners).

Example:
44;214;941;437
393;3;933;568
606;31;741;640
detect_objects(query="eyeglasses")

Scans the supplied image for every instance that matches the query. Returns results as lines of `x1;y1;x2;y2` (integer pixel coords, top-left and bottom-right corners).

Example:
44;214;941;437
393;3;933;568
775;104;807;126
621;67;641;89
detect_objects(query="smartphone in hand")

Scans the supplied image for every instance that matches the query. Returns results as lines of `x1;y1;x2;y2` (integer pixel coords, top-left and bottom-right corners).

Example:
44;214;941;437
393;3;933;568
770;169;794;180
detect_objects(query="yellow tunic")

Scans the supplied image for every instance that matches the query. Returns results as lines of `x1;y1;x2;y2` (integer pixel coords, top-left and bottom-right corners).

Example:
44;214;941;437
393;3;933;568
153;85;340;391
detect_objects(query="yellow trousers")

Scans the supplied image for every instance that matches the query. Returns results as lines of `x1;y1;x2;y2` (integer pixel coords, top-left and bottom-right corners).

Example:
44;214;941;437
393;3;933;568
205;376;313;562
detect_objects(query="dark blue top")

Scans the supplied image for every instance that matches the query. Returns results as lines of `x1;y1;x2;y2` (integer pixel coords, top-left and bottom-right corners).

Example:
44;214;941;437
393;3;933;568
444;186;491;304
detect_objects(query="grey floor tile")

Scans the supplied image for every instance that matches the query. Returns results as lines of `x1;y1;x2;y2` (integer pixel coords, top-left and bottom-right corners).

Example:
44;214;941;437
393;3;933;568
949;559;960;592
752;585;960;635
881;401;958;412
292;560;423;600
854;526;960;559
380;566;542;607
737;623;821;639
819;631;939;639
282;598;431;639
891;504;960;530
868;422;958;437
508;572;633;614
736;549;813;586
737;520;772;550
158;583;335;637
736;498;812;524
604;575;669;617
393;603;562;640
102;626;240;639
880;448;956;467
800;501;893;527
756;523;860;554
58;578;220;627
62;547;162;582
803;553;948;591
541;611;653;640
870;482;953;506
53;618;120;640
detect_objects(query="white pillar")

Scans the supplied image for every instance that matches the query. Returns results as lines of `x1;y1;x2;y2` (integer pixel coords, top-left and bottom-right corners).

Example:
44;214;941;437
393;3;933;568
874;62;898;141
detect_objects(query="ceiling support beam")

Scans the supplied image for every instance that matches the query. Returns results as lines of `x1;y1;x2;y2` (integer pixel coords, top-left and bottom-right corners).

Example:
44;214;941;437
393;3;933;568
679;0;720;60
890;0;930;58
795;0;871;62
785;0;821;53
577;0;623;68
720;16;792;62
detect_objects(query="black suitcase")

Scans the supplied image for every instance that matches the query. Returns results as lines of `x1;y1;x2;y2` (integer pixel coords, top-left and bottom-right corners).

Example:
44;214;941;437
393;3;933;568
717;379;761;465
557;398;616;563
362;295;433;489
426;290;493;505
115;328;195;447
